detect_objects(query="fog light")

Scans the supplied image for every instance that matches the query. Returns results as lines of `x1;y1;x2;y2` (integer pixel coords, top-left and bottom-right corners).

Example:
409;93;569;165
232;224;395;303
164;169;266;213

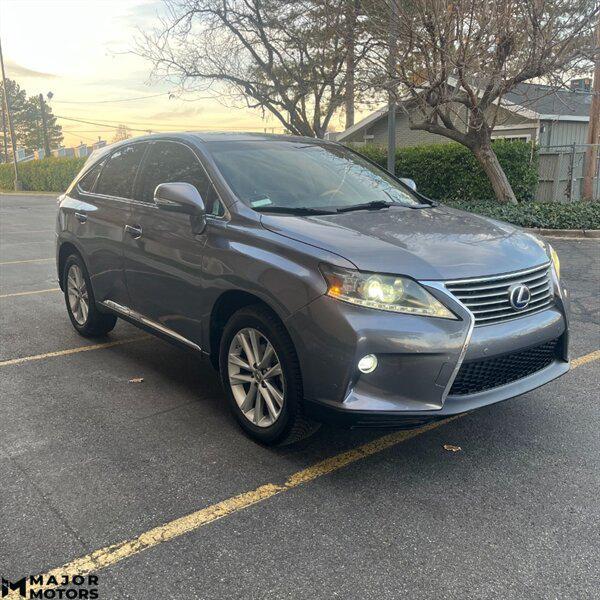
358;354;378;373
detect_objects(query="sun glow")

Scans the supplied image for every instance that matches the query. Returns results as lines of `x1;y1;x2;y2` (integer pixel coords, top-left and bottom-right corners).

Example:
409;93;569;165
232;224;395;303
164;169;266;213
0;0;286;147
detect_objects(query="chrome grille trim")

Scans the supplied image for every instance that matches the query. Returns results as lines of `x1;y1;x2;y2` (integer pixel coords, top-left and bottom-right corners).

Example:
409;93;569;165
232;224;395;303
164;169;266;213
445;263;553;326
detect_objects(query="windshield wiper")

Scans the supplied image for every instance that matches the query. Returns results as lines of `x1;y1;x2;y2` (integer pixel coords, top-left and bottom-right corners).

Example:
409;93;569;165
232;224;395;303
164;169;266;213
253;205;337;215
335;200;394;213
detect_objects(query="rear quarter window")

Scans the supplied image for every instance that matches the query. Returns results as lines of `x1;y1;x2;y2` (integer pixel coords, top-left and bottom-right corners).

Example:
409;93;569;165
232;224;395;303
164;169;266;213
77;160;105;193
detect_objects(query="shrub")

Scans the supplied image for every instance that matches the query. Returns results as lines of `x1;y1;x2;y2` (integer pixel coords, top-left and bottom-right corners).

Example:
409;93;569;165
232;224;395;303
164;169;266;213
352;140;539;203
0;157;86;192
443;199;600;230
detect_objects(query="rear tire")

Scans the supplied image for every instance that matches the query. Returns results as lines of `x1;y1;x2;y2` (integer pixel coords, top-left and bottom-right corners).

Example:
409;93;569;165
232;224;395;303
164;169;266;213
219;304;320;446
63;253;117;337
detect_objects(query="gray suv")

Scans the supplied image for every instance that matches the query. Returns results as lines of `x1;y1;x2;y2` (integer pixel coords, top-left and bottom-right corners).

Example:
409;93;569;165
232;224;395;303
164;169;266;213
57;133;570;444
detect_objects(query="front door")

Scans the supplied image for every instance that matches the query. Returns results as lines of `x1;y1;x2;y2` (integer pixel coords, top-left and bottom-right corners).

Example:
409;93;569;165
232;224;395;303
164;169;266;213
123;140;224;348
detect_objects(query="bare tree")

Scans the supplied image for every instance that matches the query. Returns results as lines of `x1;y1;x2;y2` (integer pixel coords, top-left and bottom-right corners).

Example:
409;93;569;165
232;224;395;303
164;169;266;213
112;124;132;143
361;0;599;203
137;0;369;138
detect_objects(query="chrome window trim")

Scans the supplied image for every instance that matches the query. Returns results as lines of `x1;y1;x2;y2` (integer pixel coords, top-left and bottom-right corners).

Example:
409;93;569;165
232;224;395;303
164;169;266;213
101;300;202;351
76;138;230;220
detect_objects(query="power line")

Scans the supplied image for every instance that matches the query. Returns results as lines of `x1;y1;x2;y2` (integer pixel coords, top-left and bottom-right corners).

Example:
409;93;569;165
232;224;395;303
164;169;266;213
55;113;285;133
51;92;221;105
52;92;170;104
54;115;153;133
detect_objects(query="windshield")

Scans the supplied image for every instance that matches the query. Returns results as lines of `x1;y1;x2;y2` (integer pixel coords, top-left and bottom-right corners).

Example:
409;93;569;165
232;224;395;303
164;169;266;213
207;141;423;211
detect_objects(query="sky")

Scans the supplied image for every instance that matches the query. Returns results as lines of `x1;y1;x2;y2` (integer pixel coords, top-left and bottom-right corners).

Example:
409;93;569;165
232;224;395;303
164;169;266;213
0;0;295;147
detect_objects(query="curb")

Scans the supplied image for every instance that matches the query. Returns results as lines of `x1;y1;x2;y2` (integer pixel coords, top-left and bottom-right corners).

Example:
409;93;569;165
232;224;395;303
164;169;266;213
525;228;600;239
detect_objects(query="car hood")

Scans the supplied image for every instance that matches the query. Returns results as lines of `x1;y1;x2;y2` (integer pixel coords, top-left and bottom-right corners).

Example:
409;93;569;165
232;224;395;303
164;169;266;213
260;204;549;280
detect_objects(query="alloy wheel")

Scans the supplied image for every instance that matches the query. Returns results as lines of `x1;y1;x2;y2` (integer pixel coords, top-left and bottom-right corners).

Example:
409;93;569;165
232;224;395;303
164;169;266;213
67;263;89;325
227;327;285;427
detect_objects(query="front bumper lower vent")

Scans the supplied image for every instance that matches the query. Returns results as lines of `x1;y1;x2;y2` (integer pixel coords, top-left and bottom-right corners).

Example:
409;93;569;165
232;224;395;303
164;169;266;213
445;263;553;326
449;338;559;396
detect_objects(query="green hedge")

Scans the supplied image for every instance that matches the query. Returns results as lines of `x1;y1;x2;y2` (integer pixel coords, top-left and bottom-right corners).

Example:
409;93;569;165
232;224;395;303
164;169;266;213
0;157;86;192
352;140;539;203
444;199;600;230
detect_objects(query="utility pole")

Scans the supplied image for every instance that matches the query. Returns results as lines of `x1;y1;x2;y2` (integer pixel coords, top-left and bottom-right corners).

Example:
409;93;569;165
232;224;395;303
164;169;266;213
39;93;51;157
344;0;359;130
0;36;20;189
386;0;398;174
582;18;600;201
1;104;8;162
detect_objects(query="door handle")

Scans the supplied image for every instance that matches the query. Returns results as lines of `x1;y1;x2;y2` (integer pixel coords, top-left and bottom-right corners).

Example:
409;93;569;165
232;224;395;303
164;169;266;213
125;224;143;239
75;212;87;224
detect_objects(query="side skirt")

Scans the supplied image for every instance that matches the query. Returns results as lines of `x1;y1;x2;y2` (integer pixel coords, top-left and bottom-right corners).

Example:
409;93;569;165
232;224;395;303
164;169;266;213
100;299;208;356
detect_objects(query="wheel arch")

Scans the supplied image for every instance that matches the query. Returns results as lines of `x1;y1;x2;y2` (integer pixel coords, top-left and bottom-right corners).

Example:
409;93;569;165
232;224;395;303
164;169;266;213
57;241;87;290
208;290;289;369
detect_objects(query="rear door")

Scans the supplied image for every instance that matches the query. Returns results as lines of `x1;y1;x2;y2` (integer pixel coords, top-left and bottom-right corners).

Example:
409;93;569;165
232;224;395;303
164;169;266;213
123;140;225;347
73;142;148;307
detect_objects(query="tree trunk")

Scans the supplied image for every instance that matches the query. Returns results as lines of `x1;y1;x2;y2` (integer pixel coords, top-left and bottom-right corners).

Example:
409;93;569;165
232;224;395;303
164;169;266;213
473;143;518;204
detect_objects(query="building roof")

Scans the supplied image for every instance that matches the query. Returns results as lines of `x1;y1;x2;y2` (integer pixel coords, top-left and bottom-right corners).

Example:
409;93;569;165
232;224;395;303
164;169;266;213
337;80;592;141
504;83;592;119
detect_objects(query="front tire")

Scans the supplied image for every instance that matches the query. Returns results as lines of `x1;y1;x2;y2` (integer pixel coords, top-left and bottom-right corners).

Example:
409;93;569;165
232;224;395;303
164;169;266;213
219;305;319;445
63;254;117;337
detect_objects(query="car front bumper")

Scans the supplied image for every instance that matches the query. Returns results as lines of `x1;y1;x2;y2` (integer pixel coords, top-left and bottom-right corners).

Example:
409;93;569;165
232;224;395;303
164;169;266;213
286;274;570;428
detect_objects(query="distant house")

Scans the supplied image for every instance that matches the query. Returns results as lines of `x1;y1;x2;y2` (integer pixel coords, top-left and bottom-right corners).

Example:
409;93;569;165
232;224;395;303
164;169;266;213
336;81;592;149
15;147;33;162
75;143;92;158
52;146;75;158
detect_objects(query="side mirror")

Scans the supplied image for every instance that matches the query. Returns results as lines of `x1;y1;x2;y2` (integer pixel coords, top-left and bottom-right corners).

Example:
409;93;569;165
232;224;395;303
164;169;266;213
400;177;417;192
154;182;206;234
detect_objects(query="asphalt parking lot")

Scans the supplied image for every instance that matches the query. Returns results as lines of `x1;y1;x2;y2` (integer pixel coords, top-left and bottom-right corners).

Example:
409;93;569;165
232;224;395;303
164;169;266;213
1;192;599;600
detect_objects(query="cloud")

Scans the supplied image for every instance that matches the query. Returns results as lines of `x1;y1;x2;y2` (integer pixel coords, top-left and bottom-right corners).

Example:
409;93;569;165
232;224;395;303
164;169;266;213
5;59;58;79
147;106;206;121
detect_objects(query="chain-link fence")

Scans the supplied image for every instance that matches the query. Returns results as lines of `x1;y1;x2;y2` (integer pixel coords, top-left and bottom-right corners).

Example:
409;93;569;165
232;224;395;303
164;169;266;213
537;144;600;202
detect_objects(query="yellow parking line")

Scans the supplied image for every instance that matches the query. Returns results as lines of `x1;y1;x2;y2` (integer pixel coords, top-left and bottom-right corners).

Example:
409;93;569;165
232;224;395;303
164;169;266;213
0;257;53;265
0;287;60;299
8;419;457;599
0;336;150;368
8;348;599;599
572;349;600;368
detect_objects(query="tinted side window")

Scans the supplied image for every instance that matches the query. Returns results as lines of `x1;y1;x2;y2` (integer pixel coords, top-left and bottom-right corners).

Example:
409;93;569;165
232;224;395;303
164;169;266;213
140;142;223;216
96;144;147;199
78;159;105;192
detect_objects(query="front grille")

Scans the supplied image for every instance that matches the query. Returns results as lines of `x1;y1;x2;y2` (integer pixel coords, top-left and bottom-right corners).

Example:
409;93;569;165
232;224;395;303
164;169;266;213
445;263;553;326
449;338;559;396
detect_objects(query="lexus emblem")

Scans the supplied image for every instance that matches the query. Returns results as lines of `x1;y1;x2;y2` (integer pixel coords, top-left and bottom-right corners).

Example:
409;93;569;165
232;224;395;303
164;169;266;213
508;284;531;310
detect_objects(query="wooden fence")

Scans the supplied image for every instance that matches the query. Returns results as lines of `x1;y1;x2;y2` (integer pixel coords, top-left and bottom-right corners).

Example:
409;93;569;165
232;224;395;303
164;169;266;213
537;144;600;201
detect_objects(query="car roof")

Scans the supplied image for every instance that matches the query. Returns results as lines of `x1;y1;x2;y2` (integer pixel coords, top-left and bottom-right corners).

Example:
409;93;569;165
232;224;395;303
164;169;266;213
187;131;326;143
83;131;332;167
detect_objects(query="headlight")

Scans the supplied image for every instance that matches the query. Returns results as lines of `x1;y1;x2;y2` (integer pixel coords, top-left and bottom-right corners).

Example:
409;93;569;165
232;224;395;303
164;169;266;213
549;244;560;279
320;265;457;319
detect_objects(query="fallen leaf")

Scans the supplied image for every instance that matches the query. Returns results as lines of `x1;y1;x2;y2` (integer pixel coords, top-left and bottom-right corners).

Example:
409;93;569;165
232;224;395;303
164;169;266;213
443;444;462;452
128;377;144;383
